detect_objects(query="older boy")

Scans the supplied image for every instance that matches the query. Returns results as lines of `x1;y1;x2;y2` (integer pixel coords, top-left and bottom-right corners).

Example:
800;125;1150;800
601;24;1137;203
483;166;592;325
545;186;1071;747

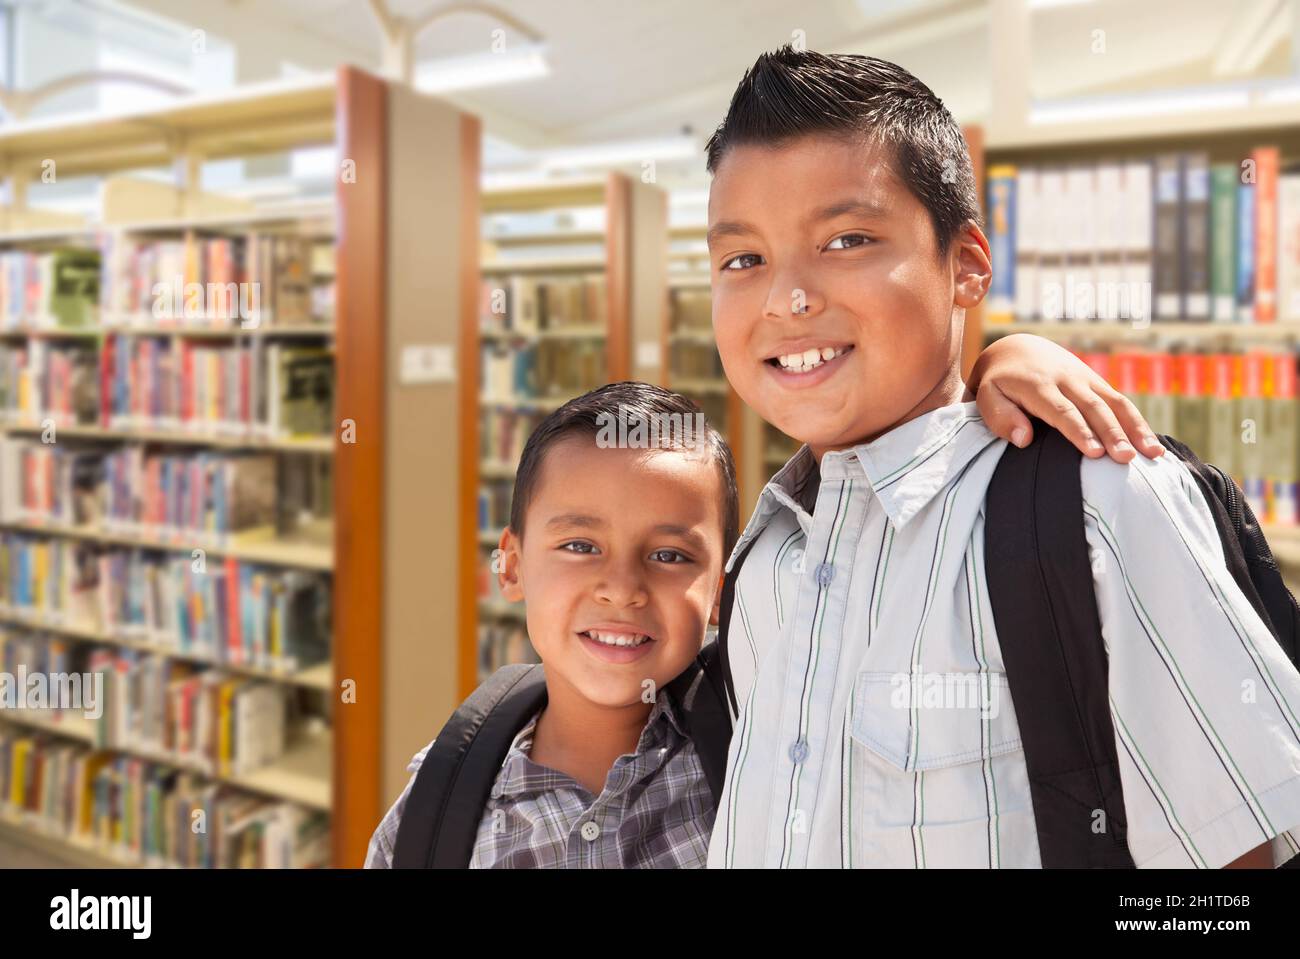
705;46;1300;868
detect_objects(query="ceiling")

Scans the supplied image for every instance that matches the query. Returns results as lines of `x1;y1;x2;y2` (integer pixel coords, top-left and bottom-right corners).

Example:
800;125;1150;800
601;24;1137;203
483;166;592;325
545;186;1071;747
35;0;1300;193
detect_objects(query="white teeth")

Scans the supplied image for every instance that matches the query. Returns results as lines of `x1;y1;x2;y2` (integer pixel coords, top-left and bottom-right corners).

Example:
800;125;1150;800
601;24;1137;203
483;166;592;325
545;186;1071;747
585;630;650;648
775;346;847;372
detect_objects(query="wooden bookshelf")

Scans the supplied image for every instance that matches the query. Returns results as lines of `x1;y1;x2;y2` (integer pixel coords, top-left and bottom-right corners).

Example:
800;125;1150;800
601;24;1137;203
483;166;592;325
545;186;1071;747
0;67;478;869
463;174;667;699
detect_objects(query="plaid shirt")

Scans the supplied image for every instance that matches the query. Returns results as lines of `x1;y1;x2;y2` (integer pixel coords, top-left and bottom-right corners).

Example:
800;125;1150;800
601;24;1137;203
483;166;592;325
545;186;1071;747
364;683;715;868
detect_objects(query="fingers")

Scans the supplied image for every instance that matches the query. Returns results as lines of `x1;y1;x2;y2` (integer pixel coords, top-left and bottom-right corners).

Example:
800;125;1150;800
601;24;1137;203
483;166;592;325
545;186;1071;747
1059;379;1165;460
1100;384;1165;458
1034;385;1112;458
1055;380;1136;461
975;381;1034;448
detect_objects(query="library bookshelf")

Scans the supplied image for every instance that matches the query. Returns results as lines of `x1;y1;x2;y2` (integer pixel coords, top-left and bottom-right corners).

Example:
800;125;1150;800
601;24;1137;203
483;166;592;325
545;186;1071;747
965;108;1300;588
0;68;480;869
465;174;667;699
664;223;764;522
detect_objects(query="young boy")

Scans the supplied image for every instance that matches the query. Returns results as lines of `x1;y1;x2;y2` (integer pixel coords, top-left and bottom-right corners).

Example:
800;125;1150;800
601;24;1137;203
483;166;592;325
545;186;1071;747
704;45;1300;869
368;382;734;867
365;357;1158;868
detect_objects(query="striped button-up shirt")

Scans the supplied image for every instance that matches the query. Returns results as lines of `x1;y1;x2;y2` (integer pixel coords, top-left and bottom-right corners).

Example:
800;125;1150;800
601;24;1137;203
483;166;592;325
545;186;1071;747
365;682;714;868
709;399;1300;868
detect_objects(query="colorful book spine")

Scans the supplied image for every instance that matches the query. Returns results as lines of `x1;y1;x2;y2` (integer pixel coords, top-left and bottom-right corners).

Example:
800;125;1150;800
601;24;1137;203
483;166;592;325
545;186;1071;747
1210;164;1238;323
1184;153;1211;322
1254;147;1280;324
986;165;1016;324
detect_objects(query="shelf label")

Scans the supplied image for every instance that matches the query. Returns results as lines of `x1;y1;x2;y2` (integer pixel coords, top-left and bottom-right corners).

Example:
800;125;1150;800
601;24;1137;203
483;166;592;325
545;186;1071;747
401;344;455;384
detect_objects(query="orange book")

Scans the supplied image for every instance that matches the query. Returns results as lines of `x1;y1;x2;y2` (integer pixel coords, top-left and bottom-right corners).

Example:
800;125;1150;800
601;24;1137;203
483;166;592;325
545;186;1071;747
1254;146;1280;323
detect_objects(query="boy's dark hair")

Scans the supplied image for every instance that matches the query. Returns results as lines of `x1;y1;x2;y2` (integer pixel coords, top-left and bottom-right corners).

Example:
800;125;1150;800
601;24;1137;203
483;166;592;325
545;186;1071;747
509;381;740;560
704;44;980;256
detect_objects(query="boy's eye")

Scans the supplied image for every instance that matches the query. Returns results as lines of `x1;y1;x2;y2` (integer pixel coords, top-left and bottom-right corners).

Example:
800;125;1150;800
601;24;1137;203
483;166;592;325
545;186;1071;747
650;549;690;564
721;252;763;271
826;233;871;250
560;541;598;554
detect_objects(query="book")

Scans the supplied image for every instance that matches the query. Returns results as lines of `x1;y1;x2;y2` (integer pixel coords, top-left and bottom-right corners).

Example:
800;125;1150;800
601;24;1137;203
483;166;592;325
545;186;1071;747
985;165;1016;324
1210;164;1239;323
1279;173;1300;323
1154;154;1185;321
1254;147;1280;323
264;345;334;439
1014;167;1040;322
1181;153;1211;322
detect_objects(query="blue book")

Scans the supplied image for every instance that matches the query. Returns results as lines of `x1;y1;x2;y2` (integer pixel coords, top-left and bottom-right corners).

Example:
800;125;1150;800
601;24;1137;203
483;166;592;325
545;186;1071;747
986;166;1017;323
1237;182;1256;324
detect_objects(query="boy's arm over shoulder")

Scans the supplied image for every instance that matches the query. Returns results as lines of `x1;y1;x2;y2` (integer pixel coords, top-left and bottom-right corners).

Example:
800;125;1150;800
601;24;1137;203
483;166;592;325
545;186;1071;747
362;740;435;868
1079;452;1300;868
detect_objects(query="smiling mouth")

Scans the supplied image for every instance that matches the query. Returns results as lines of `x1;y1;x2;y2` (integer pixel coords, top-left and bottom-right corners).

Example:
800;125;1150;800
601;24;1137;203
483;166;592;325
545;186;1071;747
765;344;854;373
578;629;655;648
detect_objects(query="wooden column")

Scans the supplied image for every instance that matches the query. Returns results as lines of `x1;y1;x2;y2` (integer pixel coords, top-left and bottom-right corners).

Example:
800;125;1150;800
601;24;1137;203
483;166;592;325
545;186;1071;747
332;65;387;867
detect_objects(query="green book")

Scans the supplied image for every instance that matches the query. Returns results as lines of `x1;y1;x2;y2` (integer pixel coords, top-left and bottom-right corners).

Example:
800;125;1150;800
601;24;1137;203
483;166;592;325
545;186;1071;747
1209;165;1238;323
48;248;100;328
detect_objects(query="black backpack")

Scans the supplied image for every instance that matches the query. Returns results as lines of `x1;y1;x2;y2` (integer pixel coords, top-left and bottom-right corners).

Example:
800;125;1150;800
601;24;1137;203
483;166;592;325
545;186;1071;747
983;422;1300;867
390;643;733;868
713;421;1300;868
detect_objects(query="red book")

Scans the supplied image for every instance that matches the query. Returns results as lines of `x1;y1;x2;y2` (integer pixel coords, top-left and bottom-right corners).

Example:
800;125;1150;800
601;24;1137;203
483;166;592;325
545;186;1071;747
1146;352;1173;396
1176;352;1203;397
180;340;192;426
225;556;241;664
1274;350;1297;400
1112;351;1141;395
1255;146;1280;323
99;335;114;427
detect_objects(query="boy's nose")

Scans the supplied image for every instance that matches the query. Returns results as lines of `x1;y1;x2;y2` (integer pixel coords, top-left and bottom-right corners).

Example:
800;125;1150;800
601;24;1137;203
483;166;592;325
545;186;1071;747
592;566;650;607
763;276;824;320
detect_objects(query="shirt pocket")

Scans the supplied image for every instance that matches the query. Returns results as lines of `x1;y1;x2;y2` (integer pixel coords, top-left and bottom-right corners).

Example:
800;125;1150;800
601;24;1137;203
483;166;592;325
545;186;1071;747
844;670;1040;867
849;670;1022;770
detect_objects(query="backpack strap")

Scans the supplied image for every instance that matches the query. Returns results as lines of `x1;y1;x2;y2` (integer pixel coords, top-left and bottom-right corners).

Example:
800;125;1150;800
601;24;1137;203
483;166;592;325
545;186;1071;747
667;642;733;805
1156;433;1300;665
391;663;548;868
984;422;1135;868
712;536;761;721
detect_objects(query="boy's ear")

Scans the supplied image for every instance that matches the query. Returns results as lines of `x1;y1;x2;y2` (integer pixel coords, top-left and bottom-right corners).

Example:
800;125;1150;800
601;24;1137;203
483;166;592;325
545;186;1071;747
952;220;992;310
708;570;726;627
497;527;524;602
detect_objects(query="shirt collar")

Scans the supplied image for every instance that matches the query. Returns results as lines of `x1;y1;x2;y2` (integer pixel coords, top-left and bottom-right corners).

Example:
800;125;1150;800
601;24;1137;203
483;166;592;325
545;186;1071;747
724;401;999;573
490;683;687;800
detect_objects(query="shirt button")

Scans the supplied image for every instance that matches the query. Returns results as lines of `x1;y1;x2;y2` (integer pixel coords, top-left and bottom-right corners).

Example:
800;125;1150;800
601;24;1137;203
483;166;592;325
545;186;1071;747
789;738;809;764
580;821;600;842
815;562;835;587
